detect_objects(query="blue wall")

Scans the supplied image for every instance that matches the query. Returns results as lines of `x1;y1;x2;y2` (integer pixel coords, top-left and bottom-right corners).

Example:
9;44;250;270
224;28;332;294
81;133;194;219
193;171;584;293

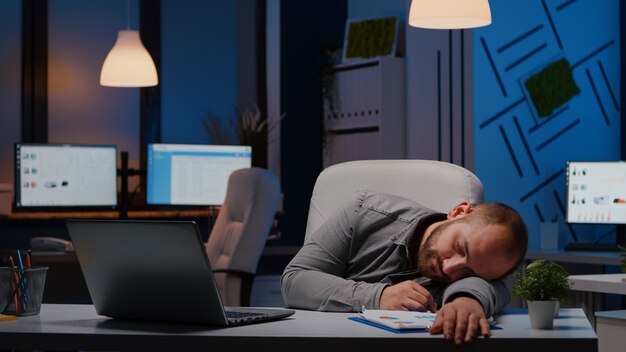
474;0;621;249
348;0;405;20
161;0;238;144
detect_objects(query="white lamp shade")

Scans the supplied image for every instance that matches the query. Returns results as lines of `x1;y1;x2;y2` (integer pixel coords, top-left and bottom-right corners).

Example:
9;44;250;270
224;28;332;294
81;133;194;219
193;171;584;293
100;30;158;87
409;0;492;29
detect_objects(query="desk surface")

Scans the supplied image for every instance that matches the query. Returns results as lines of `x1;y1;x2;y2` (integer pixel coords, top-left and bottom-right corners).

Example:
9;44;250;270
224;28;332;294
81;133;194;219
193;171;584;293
527;249;625;266
569;274;626;295
0;305;596;352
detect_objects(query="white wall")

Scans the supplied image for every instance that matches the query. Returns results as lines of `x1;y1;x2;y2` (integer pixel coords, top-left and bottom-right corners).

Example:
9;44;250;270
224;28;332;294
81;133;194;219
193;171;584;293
348;0;475;169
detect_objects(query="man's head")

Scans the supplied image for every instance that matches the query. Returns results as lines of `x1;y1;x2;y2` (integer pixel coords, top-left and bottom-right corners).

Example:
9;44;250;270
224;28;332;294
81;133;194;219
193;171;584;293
417;201;528;283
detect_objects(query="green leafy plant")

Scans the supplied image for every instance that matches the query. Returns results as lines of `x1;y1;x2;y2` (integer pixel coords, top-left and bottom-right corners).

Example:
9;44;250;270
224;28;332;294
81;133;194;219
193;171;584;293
512;260;569;303
619;245;626;273
200;104;284;167
524;58;580;117
345;17;397;60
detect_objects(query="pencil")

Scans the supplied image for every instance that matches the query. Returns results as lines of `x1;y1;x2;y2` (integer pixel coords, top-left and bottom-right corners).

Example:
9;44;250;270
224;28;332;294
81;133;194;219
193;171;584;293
8;256;20;314
26;250;32;269
16;250;30;304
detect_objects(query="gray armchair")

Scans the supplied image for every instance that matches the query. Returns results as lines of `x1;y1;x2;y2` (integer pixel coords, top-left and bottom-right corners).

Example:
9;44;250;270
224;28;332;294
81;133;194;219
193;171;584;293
205;167;281;306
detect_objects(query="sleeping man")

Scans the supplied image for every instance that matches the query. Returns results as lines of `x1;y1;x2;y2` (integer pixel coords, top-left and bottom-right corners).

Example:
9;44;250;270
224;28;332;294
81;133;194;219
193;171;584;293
281;190;528;345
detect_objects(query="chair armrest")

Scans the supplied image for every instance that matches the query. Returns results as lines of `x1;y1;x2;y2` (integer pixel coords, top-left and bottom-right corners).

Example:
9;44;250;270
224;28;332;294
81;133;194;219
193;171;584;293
211;269;255;279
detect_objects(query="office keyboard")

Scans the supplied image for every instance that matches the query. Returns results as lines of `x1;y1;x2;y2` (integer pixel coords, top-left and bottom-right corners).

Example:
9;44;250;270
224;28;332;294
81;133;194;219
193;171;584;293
564;242;621;252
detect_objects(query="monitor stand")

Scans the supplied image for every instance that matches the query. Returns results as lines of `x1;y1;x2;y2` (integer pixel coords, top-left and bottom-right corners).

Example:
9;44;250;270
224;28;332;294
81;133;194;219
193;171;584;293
617;224;626;248
564;224;626;251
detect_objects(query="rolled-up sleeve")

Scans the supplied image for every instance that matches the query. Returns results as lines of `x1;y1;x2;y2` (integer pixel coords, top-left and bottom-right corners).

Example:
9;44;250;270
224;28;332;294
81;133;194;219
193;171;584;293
441;276;510;317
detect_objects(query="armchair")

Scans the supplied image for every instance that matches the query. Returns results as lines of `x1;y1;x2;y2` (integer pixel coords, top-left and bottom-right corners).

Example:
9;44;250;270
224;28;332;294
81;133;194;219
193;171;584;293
305;159;484;240
205;167;281;306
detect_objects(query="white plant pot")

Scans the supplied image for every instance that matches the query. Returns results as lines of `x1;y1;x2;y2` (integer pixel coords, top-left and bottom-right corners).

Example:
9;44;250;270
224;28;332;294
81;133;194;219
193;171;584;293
553;301;560;318
527;300;557;329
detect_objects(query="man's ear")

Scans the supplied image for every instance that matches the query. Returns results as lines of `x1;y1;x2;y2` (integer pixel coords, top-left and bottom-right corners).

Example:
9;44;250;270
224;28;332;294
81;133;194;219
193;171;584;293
447;201;473;220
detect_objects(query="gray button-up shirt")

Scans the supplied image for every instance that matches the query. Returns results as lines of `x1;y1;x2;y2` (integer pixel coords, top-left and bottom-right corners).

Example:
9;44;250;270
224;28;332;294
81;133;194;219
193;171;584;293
281;190;510;316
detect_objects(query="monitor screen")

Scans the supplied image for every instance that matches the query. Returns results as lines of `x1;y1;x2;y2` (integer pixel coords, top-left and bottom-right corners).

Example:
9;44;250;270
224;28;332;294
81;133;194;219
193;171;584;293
566;161;626;224
147;143;252;206
14;143;118;209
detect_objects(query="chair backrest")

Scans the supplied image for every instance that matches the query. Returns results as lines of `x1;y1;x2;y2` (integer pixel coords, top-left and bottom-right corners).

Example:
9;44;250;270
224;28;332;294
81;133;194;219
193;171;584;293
305;160;484;241
205;167;281;306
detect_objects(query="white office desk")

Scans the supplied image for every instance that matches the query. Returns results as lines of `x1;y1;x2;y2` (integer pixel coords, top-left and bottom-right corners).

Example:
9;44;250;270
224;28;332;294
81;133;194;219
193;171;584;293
0;305;596;351
568;274;626;327
569;274;626;295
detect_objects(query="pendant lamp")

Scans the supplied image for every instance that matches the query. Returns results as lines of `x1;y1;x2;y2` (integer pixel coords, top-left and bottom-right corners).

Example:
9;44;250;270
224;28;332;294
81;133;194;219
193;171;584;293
100;1;158;87
409;0;492;29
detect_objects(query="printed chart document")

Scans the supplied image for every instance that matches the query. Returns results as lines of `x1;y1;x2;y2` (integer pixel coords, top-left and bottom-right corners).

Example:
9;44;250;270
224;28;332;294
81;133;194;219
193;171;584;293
356;309;436;330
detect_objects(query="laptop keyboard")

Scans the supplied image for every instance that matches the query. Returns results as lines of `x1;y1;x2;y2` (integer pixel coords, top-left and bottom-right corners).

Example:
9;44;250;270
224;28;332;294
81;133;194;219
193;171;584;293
226;311;265;319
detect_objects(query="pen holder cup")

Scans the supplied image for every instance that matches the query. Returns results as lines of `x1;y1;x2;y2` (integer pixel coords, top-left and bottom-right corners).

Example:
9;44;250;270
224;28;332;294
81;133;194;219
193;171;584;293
0;266;48;316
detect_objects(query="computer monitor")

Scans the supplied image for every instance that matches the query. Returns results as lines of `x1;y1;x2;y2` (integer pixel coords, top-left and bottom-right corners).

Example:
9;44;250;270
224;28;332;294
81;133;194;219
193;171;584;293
14;143;118;210
565;160;626;248
146;143;252;206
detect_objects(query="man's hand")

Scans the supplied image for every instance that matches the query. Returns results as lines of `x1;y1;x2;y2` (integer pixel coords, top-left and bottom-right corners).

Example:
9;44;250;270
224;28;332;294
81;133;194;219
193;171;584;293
429;296;490;345
379;280;437;312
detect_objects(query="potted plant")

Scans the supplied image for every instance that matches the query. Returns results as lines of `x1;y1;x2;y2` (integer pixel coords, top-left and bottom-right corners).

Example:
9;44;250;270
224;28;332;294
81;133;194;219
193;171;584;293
512;260;569;329
200;104;284;168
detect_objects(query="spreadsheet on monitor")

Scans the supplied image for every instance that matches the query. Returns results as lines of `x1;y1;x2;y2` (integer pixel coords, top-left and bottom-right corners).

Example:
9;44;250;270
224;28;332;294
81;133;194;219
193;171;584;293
147;144;252;206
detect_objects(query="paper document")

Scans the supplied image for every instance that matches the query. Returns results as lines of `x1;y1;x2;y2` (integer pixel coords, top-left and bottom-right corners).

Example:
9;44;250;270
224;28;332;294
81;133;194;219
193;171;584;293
357;309;436;330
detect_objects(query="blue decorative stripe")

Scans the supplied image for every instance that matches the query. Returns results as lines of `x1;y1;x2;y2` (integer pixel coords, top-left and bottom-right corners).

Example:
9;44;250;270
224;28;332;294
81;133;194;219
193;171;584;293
480;36;507;97
437;51;442;161
541;0;563;49
504;43;548;72
528;105;569;134
597;60;620;111
449;30;454;163
556;0;577;11
497;25;544;54
572;40;615;69
520;169;563;203
535;119;581;151
586;69;610;126
533;203;546;222
499;125;523;177
552;189;578;242
479;97;525;129
513;116;539;175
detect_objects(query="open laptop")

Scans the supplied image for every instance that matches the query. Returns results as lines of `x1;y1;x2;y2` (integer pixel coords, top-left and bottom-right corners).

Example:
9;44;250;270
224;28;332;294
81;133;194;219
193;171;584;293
65;219;294;326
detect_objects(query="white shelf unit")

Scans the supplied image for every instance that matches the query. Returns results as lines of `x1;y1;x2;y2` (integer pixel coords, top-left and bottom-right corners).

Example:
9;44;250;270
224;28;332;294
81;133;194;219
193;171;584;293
323;58;406;168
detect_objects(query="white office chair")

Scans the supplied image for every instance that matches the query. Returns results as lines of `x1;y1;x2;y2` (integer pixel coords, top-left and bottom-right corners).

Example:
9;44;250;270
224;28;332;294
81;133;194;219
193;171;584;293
305;159;484;241
205;167;281;306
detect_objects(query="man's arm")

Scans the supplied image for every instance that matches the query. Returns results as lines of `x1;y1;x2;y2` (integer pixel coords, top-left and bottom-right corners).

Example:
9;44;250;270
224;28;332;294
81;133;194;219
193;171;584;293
280;195;386;312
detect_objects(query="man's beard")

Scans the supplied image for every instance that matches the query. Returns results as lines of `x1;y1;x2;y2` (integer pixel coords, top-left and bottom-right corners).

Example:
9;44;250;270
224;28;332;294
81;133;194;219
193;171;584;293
417;220;454;282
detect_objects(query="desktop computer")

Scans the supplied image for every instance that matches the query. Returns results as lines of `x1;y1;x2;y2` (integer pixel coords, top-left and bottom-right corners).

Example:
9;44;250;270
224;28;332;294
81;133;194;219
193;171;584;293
564;160;626;251
146;143;252;206
13;143;118;211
